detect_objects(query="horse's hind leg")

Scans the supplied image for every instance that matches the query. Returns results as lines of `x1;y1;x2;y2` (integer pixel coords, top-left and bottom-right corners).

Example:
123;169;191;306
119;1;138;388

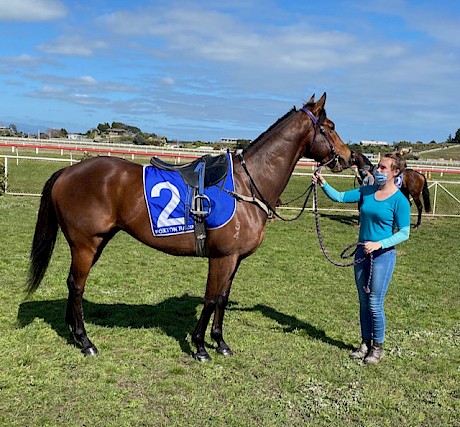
192;255;239;361
66;245;99;355
414;197;423;228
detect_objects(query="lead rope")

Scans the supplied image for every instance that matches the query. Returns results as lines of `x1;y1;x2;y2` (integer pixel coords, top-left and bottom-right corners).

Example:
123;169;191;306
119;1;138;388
313;167;373;294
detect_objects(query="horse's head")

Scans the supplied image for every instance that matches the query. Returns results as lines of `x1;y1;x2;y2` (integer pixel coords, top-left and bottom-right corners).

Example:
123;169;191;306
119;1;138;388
350;150;376;177
351;150;373;168
301;93;352;172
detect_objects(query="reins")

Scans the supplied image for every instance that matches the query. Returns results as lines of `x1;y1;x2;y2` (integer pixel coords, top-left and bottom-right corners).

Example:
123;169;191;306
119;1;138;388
227;105;373;293
225;156;314;221
312;167;373;294
230;157;374;292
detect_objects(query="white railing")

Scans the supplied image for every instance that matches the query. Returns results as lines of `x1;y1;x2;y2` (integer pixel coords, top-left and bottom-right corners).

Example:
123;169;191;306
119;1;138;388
1;155;460;218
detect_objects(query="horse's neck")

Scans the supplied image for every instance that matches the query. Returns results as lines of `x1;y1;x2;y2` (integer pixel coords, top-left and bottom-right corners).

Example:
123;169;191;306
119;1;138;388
241;113;310;205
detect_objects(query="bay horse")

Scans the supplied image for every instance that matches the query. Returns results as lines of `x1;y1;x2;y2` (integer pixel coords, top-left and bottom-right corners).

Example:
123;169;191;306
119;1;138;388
352;151;431;228
26;93;352;361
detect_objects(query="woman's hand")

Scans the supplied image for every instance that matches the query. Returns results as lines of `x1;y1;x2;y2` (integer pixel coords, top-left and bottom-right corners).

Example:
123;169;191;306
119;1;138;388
363;241;382;254
311;172;325;186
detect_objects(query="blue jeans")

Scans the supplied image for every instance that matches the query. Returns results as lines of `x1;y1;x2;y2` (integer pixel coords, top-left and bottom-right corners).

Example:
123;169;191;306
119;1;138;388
354;246;396;344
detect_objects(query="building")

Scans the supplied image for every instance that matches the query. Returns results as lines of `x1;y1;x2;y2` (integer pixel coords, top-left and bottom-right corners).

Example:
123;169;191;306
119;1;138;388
360;140;389;146
220;138;238;144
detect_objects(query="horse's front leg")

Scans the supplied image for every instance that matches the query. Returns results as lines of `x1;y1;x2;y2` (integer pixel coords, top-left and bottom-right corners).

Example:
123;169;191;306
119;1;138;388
192;255;240;361
211;257;241;356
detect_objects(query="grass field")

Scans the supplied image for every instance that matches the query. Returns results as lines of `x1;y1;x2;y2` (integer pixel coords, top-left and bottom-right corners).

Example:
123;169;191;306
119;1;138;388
0;194;458;426
417;144;460;161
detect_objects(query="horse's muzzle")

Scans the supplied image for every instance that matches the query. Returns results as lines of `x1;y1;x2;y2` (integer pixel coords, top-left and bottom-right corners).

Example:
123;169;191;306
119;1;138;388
328;155;352;172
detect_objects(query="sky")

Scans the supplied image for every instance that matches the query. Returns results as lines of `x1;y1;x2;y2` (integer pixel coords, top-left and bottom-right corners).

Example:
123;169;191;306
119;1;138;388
0;0;459;143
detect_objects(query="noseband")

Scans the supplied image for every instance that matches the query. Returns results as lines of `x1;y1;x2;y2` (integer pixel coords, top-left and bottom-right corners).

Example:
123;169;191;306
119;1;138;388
301;107;340;169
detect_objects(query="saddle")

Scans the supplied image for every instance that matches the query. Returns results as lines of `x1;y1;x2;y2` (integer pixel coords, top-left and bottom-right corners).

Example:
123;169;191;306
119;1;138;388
150;153;230;257
150;154;229;189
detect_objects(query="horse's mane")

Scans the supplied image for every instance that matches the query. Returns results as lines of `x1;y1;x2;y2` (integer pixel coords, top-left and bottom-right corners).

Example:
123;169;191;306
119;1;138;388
244;107;297;151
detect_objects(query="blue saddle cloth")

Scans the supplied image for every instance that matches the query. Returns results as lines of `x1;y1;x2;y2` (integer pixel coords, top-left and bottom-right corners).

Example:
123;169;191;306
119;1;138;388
143;153;236;236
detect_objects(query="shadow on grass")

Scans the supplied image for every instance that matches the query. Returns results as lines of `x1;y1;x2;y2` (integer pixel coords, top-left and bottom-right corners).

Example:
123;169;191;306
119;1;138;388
318;212;359;226
17;296;352;355
232;303;353;351
17;293;202;355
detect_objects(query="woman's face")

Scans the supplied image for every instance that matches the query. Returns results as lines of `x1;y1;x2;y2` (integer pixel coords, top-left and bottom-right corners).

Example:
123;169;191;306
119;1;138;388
377;157;398;179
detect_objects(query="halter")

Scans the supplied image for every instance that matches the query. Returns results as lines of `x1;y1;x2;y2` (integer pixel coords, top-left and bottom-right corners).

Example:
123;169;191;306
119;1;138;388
301;107;341;169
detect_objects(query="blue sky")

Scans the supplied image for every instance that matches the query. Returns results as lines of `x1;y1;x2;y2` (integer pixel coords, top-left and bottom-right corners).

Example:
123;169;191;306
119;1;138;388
0;0;459;143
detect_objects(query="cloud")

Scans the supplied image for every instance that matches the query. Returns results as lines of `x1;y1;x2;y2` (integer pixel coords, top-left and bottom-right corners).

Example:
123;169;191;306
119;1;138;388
27;86;110;107
23;73;141;97
161;77;175;86
0;0;67;22
0;54;51;75
38;35;108;56
96;4;409;79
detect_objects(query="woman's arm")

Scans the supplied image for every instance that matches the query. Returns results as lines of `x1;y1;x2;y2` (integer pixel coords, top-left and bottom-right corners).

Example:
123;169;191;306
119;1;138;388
311;173;361;203
378;226;410;249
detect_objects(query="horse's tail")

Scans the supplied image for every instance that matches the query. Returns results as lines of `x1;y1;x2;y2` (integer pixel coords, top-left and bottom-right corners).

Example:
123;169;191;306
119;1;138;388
422;175;431;213
26;169;64;297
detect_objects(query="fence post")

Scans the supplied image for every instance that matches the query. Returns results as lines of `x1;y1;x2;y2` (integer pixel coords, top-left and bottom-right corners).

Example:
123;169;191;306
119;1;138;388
432;182;438;215
4;156;8;194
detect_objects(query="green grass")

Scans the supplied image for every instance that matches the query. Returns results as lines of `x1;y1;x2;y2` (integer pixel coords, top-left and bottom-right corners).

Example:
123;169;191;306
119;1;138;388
0;194;458;426
417;144;460;161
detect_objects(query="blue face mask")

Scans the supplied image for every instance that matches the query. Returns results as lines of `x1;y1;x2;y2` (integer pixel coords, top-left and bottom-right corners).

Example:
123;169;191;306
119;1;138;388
374;171;388;185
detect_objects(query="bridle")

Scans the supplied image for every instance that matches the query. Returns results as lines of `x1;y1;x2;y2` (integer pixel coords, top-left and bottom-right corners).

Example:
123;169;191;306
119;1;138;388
300;107;341;170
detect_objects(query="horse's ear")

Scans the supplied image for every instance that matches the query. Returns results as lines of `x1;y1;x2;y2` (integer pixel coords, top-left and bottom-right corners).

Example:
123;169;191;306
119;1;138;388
317;92;327;109
312;92;326;115
307;94;315;104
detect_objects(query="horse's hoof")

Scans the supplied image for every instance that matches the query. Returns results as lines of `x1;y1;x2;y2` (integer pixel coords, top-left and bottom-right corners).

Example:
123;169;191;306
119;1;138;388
193;351;211;362
82;345;99;356
217;347;234;356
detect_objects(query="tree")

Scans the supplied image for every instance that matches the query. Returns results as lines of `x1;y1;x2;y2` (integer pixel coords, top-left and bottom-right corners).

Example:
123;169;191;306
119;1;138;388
97;123;110;132
111;122;141;134
133;132;147;145
48;128;68;138
454;129;460;144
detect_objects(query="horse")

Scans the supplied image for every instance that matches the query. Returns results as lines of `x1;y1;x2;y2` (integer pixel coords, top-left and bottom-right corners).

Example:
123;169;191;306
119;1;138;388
399;169;432;228
352;151;431;228
26;93;352;361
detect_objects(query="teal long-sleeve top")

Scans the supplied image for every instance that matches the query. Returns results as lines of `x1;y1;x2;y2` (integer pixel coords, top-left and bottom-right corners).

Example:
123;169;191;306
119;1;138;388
321;182;411;248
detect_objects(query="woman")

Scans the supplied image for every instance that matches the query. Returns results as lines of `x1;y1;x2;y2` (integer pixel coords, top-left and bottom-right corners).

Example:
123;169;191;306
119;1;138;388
312;153;410;364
